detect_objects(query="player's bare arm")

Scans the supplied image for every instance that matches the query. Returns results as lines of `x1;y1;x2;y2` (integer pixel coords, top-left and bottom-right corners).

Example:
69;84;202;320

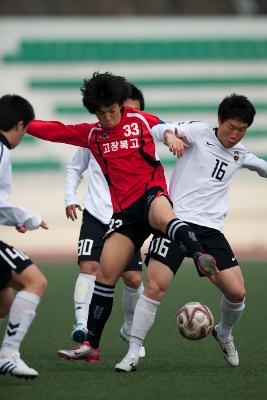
163;128;188;157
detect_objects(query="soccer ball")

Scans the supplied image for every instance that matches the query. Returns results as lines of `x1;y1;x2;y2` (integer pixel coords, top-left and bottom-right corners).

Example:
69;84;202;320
176;302;214;340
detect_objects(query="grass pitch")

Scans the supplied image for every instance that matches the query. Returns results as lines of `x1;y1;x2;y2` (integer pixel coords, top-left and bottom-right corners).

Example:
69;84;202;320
1;260;267;400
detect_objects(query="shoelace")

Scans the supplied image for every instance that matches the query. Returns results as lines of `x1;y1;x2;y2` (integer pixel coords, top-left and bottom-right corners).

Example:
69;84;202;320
74;344;89;351
223;339;236;356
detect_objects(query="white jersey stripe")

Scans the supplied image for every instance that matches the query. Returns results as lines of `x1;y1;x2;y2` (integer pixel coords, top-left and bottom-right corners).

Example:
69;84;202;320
93;290;114;298
0;249;17;270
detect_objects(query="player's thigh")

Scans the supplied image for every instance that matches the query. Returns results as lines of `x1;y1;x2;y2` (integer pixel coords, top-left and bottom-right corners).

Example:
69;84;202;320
9;264;47;297
98;232;136;284
148;195;175;232
145;234;186;276
144;258;174;301
212;265;246;302
0;240;36;291
0;287;14;317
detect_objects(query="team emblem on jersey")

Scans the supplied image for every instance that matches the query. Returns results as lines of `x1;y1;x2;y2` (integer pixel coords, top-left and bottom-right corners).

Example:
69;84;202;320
101;132;108;139
233;151;240;162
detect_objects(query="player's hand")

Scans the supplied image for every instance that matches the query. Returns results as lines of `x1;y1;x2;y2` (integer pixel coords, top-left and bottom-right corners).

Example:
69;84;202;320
40;220;49;230
163;128;189;158
16;220;48;233
16;224;28;233
66;204;82;221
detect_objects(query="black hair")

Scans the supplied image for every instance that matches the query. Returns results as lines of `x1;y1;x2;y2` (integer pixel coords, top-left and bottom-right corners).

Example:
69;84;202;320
81;72;131;114
0;94;35;131
128;83;145;111
218;93;256;127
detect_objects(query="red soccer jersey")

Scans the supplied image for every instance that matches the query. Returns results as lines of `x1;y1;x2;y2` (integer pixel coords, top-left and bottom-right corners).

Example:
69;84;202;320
27;107;168;212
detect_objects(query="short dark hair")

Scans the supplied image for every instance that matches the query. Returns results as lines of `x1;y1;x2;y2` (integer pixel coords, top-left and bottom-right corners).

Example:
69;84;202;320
81;72;131;114
128;83;145;111
218;93;256;127
0;94;35;131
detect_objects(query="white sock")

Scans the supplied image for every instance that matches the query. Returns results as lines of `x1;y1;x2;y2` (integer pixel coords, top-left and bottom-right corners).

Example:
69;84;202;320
0;290;40;357
121;282;144;335
128;294;160;357
74;273;96;327
217;295;245;342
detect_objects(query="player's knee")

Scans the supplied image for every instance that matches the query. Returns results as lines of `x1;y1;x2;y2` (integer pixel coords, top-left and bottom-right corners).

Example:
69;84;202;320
235;289;246;303
145;279;166;301
96;269;118;286
122;272;142;289
79;260;98;275
38;275;48;296
227;287;246;303
24;274;48;297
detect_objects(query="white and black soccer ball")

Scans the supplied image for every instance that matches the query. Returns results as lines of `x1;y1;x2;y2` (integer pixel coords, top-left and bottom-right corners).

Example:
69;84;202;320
176;302;214;340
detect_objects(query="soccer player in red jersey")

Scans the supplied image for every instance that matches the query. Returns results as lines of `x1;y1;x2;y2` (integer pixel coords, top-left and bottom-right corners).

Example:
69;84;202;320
27;72;219;362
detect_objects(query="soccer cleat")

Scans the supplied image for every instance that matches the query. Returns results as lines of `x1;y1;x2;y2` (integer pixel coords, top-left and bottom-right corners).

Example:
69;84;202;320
212;325;239;367
71;323;88;343
115;354;139;373
58;341;100;364
120;326;146;358
197;254;220;282
0;352;38;379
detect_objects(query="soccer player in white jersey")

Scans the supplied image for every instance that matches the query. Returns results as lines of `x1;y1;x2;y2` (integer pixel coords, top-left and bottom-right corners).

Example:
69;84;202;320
0;95;48;378
115;93;266;372
58;84;146;363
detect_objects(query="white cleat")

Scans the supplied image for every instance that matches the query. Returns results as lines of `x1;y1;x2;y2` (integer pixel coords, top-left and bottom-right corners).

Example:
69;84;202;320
115;354;139;373
212;325;239;367
0;352;38;379
138;345;146;358
58;341;99;363
119;326;146;358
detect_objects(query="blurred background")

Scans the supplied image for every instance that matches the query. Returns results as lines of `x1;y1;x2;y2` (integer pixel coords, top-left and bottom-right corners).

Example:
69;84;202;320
1;0;267;262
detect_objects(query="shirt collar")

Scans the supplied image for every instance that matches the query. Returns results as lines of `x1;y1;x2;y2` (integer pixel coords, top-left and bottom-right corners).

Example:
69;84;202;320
0;132;11;149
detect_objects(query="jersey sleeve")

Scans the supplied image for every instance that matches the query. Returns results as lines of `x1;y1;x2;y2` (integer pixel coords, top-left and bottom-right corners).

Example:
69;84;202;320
0;202;42;230
241;152;267;177
27;120;92;148
151;120;201;144
65;148;90;207
0;145;42;229
139;111;161;128
151;122;179;142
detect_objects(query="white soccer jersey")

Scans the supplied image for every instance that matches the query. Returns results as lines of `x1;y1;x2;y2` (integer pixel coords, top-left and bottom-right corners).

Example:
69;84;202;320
152;121;267;230
65;147;112;225
0;135;42;230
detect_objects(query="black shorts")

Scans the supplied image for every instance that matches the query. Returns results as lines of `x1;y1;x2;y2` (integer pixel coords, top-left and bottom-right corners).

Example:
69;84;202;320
106;186;171;250
145;223;239;276
0;240;33;289
78;210;142;272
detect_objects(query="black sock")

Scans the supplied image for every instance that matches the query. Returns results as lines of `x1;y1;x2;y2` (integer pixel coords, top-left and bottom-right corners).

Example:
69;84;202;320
86;281;115;349
166;218;204;259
